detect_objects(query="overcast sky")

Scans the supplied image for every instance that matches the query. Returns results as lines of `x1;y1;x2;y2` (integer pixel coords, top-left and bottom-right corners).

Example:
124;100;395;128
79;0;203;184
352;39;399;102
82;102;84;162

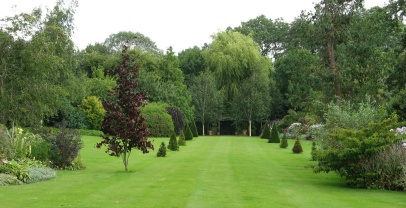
1;0;388;53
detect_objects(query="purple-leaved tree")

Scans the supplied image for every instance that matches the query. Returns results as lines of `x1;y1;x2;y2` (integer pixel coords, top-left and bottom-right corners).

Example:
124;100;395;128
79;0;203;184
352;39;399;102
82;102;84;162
96;44;153;172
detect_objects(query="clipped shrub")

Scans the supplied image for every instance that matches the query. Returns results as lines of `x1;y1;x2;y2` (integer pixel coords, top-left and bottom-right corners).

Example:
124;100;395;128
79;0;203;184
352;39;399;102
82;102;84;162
292;137;303;154
178;131;186;146
167;132;179;151
0;173;22;186
26;167;56;184
268;125;280;143
185;125;193;141
261;124;270;139
80;96;106;130
311;141;318;161
157;142;167;157
142;102;174;137
279;133;288;148
165;107;185;135
191;121;198;137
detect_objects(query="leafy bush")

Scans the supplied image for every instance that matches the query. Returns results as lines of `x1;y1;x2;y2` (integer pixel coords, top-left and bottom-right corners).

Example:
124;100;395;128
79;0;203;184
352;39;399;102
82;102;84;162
0;173;22;186
142;102;174;137
325;100;387;130
268;125;280;143
157;142;167;157
41;124;83;169
314;115;406;190
279;133;288;148
167;132;179;151
26;167;56;184
292;137;303;154
261;124;270;139
165;107;185;135
178;131;186;146
80;96;106;130
0;161;29;182
185;125;193;141
191;121;198;137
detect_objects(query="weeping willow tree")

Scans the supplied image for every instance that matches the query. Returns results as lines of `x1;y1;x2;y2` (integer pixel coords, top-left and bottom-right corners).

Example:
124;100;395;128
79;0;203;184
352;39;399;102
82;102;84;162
202;31;263;100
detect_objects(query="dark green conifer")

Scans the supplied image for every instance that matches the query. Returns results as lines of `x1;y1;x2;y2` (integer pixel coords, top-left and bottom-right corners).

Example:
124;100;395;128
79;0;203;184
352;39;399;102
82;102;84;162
191;121;199;137
279;133;288;148
178;130;186;146
292;136;303;154
168;132;179;151
268;124;280;143
185;125;193;141
157;142;167;157
260;124;270;139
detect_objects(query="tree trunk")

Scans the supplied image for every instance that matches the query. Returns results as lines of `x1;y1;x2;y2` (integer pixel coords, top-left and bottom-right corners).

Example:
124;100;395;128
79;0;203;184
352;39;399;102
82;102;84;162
327;34;342;98
249;119;252;137
202;123;205;136
123;140;129;172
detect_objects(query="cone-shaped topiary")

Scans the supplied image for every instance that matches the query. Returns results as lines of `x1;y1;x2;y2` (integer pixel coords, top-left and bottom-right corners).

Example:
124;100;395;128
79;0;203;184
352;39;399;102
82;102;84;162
185;125;193;141
292;136;303;153
279;133;288;148
191;121;199;137
260;124;270;139
157;142;167;157
310;141;318;160
268;124;280;143
178;130;186;146
168;132;179;151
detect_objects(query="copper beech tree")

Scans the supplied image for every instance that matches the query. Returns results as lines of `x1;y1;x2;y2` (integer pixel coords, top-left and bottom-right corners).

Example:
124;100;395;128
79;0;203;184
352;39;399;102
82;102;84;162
96;44;153;172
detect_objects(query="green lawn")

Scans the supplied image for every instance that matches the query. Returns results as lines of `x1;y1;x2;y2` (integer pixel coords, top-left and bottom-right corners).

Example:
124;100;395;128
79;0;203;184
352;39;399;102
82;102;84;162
0;136;404;207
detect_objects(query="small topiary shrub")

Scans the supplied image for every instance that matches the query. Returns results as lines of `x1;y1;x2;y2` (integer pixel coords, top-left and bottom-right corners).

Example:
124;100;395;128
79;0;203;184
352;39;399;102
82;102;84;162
261;124;270;139
157;142;167;157
167;132;179;151
311;141;318;161
268;124;280;143
292;136;303;154
185;125;193;141
279;133;288;148
178;131;186;146
191;121;198;137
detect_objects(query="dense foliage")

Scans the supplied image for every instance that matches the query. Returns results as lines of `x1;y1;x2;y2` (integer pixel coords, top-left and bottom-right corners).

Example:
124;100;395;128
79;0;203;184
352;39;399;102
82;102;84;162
185;126;193;141
292;137;303;154
280;133;288;149
178;131;186;146
142;102;174;137
165;106;185;135
268;125;280;143
156;142;167;157
261;124;270;139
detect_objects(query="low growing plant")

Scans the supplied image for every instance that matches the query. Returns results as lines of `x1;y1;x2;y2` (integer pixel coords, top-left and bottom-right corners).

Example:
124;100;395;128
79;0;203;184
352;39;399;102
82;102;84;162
292;137;303;154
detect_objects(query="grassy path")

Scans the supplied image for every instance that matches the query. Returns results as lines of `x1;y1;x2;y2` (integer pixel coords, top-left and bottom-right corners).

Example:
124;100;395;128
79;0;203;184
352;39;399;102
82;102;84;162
0;136;404;207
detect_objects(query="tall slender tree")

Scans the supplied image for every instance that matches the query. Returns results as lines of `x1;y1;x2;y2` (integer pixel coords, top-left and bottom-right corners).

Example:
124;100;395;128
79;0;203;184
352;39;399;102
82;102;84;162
96;44;153;172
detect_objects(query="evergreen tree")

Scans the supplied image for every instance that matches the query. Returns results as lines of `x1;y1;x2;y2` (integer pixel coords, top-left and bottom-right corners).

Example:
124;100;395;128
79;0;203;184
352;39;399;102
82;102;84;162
168;132;179;151
292;136;303;154
261;124;270;139
310;141;318;160
191;121;199;137
279;133;288;148
185;125;193;141
178;130;186;146
157;142;167;157
268;124;280;143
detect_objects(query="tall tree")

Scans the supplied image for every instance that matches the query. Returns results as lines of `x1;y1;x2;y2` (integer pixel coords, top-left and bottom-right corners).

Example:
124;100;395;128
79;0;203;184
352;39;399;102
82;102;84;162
189;70;222;135
96;45;153;172
203;31;263;99
232;57;271;136
0;0;84;127
104;31;161;54
178;46;206;85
